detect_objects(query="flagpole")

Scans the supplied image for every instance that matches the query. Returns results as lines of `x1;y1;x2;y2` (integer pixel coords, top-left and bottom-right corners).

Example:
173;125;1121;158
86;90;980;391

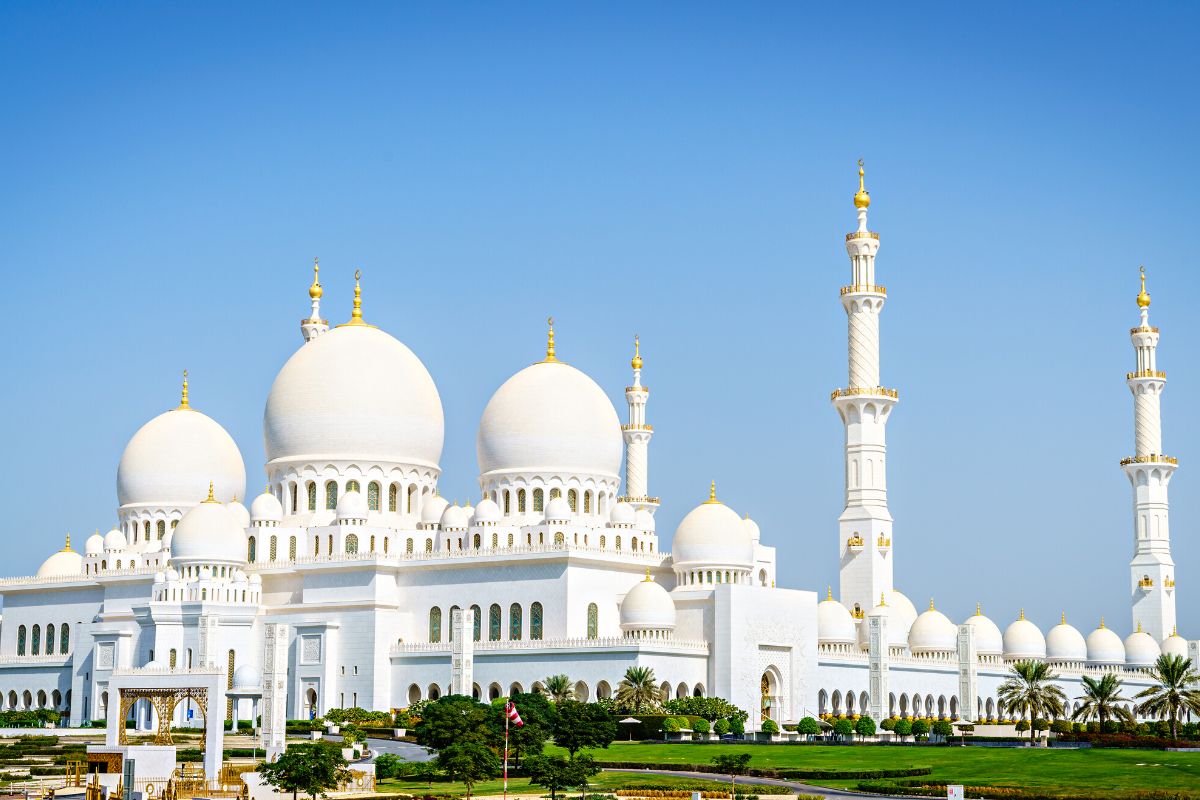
503;704;510;800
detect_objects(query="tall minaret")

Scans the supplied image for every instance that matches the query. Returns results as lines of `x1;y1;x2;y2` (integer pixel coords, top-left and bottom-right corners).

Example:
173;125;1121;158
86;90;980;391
622;336;659;515
834;161;898;618
1123;266;1177;642
301;258;328;342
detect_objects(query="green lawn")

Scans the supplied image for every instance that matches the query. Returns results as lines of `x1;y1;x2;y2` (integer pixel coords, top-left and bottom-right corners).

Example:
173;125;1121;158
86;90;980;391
555;741;1200;797
377;770;734;796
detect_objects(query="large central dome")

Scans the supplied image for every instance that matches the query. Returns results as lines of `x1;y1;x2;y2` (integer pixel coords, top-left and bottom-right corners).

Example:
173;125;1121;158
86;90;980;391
264;325;444;468
118;406;246;508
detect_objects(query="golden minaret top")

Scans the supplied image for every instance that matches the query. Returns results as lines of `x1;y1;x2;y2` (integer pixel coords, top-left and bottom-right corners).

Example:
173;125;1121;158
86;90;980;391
854;159;871;210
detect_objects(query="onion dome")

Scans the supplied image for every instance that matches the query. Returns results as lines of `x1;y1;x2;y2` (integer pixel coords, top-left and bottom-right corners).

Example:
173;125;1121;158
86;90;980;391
964;604;1004;656
462;500;474;520
170;484;248;566
620;574;676;635
1124;623;1162;667
37;535;84;578
908;599;958;653
1003;610;1047;659
545;496;572;523
117;373;246;509
421;494;449;526
104;528;127;551
1045;614;1087;662
743;515;761;544
336;489;367;522
250;489;283;523
1162;628;1188;658
264;321;444;470
671;483;754;568
477;320;622;481
858;593;910;649
1137;266;1151;309
474;497;501;523
440;504;468;531
85;531;105;556
635;509;656;532
232;664;260;690
609;502;636;527
817;588;856;645
1086;619;1126;664
853;160;871;210
227;499;250;530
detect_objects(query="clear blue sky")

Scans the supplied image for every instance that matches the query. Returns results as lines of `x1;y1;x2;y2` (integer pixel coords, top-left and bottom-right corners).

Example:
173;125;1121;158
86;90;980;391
2;2;1197;634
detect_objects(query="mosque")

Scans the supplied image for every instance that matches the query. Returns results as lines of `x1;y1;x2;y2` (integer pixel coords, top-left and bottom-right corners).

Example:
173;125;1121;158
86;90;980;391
0;166;1193;733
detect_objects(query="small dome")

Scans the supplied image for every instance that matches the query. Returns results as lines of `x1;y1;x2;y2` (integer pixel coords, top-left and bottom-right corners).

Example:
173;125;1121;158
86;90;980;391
144;659;164;670
1046;618;1087;662
440;504;468;530
474;497;501;523
817;594;856;645
671;491;753;568
610;502;636;526
635;509;656;532
1162;631;1189;658
232;570;248;584
37;547;84;578
104;528;127;551
743;516;761;544
620;577;676;632
248;573;262;585
908;603;958;653
232;664;260;689
858;598;910;649
336;489;367;520
545;496;571;522
421;495;449;525
250;490;283;522
1086;622;1126;664
154;571;166;584
171;499;247;565
165;567;180;581
1003;613;1046;659
227;500;250;530
1124;627;1162;667
960;606;1008;657
85;532;105;555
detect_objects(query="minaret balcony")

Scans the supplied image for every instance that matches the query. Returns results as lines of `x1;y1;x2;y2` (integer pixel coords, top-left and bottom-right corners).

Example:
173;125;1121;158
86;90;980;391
846;534;865;551
1126;370;1166;379
620;494;660;506
1138;576;1154;589
622;424;654;431
1120;454;1178;466
831;387;899;402
1165;578;1176;590
845;231;880;242
1130;325;1160;335
876;534;892;551
841;284;887;296
625;385;650;394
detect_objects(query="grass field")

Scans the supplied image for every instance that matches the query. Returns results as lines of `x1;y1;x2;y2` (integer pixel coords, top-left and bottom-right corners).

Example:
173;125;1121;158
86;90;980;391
377;770;735;796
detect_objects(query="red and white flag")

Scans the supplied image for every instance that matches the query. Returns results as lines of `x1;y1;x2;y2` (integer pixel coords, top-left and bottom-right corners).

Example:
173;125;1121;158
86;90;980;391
504;701;524;727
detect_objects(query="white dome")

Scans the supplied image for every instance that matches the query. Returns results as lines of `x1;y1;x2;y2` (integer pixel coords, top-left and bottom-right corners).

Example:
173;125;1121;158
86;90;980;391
1086;624;1126;664
477;360;622;479
250;490;283;522
858;599;910;649
154;571;166;584
171;500;247;565
104;528;127;551
232;664;260;690
1162;632;1188;658
227;500;250;530
671;495;753;567
440;504;468;530
908;604;958;653
1124;628;1162;666
474;497;501;523
743;516;761;543
421;495;449;525
232;570;248;583
264;325;444;469
248;573;261;585
1003;614;1047;659
610;502;636;526
336;489;367;520
85;532;105;555
37;546;83;578
620;578;676;631
165;567;180;581
817;595;856;645
545;496;571;522
117;406;246;509
886;590;919;630
1046;619;1087;662
144;659;164;670
964;609;1004;656
635;509;656;532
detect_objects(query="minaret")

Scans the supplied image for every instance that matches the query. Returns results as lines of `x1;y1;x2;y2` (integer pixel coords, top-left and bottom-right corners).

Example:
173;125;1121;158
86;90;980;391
1123;266;1177;641
301;258;328;342
622;336;659;514
834;161;898;618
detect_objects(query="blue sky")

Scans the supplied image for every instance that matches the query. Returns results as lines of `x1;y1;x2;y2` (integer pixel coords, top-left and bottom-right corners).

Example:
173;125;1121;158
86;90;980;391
2;2;1198;634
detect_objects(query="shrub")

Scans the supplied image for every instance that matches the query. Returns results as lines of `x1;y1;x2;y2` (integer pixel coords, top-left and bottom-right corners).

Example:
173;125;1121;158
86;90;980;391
931;720;952;738
661;718;680;733
1086;721;1100;733
729;718;745;735
796;717;820;736
833;719;853;738
1015;720;1030;733
760;719;778;734
1072;722;1085;733
1032;718;1049;732
910;720;929;739
713;719;730;736
879;717;895;731
661;697;749;725
892;719;912;739
1049;719;1071;734
692;718;710;734
374;753;404;780
1100;720;1119;734
854;717;876;738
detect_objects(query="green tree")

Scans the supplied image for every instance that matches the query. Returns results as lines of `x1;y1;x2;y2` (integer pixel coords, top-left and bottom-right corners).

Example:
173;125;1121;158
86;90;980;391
540;675;575;703
854;716;876;740
710;753;752;796
1072;673;1135;727
911;719;929;740
258;742;351;800
892;719;912;740
566;753;601;798
552;700;617;756
615;666;663;713
998;660;1067;744
663;697;749;724
372;754;403;780
1135;654;1200;740
713;719;731;736
796;717;821;740
832;718;852;740
931;720;953;738
760;718;779;735
487;692;555;767
526;753;600;800
436;742;500;799
415;695;496;750
692;718;710;735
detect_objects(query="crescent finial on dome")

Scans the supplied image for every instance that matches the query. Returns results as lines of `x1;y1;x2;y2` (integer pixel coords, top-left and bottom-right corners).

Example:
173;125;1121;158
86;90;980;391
879;592;887;607
179;370;190;410
204;481;216;503
929;597;935;611
1100;616;1106;629
631;335;642;371
1019;608;1025;621
854;159;870;210
1137;265;1151;309
309;258;323;299
826;585;833;601
976;602;982;616
337;269;376;328
704;480;719;504
543;316;558;363
1061;611;1067;625
62;532;72;552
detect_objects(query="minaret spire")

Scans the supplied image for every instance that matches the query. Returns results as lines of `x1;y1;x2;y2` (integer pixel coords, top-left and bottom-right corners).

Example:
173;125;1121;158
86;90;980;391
543;317;558;363
834;159;897;619
300;257;329;342
1123;265;1177;641
178;370;190;410
337;269;375;328
622;334;659;515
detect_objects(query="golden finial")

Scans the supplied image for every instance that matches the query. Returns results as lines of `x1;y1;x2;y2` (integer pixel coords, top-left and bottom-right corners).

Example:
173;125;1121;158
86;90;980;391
1061;612;1067;625
631;335;643;370
854;159;871;210
1172;625;1178;636
61;533;72;552
976;602;982;616
1136;620;1143;633
543;316;558;362
826;586;833;601
879;592;887;607
204;481;216;503
1137;265;1151;309
263;484;271;495
929;598;935;611
179;370;190;410
309;258;323;300
704;480;720;504
1100;616;1106;629
1019;608;1025;621
644;568;651;582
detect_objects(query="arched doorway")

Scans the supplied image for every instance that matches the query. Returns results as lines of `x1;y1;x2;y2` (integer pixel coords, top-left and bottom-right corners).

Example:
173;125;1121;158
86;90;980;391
760;668;782;722
304;688;318;720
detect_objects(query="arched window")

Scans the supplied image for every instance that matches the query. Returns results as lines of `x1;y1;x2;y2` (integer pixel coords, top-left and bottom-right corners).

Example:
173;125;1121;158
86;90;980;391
289;536;297;560
530;602;543;640
389;484;398;512
327;534;333;554
325;481;338;510
567;489;578;512
290;483;298;513
247;536;257;562
449;606;460;641
507;533;514;546
407;485;417;513
346;534;359;554
600;535;606;549
144;521;151;541
491;533;498;547
367;482;380;511
425;538;433;553
489;604;501;640
370;535;376;553
45;624;55;655
550;487;561;500
17;625;26;656
157;520;166;539
471;605;482;641
615;536;622;551
346;479;360;494
383;536;388;554
171;519;178;529
587;603;599;639
554;532;564;545
473;534;481;549
533;488;544;512
584;491;592;514
429;607;442;642
509;604;523;640
270;535;278;561
307;482;317;511
406;538;414;554
503;492;511;514
518;489;527;512
169;648;177;668
59;624;69;653
31;625;41;656
632;536;638;551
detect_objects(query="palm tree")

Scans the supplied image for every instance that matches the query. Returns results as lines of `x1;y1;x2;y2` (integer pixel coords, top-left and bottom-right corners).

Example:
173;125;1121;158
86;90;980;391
539;674;574;703
997;660;1067;744
1134;654;1200;740
1072;673;1135;727
616;666;663;713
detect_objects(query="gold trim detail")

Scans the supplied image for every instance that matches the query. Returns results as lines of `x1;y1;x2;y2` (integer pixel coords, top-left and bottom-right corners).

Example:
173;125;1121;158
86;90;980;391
831;387;899;401
841;284;887;295
1127;370;1166;379
1120;454;1178;466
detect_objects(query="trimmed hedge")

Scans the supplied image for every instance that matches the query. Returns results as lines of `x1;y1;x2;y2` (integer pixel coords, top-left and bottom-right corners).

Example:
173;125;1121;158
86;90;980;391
1056;732;1200;749
595;761;933;781
855;781;1200;800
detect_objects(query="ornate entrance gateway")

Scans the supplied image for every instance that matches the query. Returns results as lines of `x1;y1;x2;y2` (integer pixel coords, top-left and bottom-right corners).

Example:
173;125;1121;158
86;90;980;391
116;687;210;745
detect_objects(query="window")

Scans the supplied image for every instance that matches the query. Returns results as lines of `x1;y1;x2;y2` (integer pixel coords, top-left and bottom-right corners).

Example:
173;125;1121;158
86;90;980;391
518;489;526;512
314;537;320;556
407;485;417;513
509;604;523;640
290;483;298;513
429;608;442;642
531;602;543;640
368;482;380;511
247;536;257;562
489;604;501;640
406;538;414;554
17;625;26;656
45;625;55;655
507;533;514;546
144;521;151;541
471;605;482;641
533;488;544;512
473;534;481;549
325;481;338;510
157;520;166;539
383;537;388;554
584;491;592;514
169;649;177;668
554;532;564;545
587;603;599;639
31;625;41;656
346;479;360;494
449;606;460;641
289;536;297;560
59;624;69;653
491;533;498;547
504;492;511;514
425;538;433;553
632;537;638;551
550;488;561;500
568;489;577;512
346;534;359;554
600;535;606;549
327;534;333;554
270;535;278;561
370;535;376;553
616;536;622;551
307;482;317;511
389;484;398;512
